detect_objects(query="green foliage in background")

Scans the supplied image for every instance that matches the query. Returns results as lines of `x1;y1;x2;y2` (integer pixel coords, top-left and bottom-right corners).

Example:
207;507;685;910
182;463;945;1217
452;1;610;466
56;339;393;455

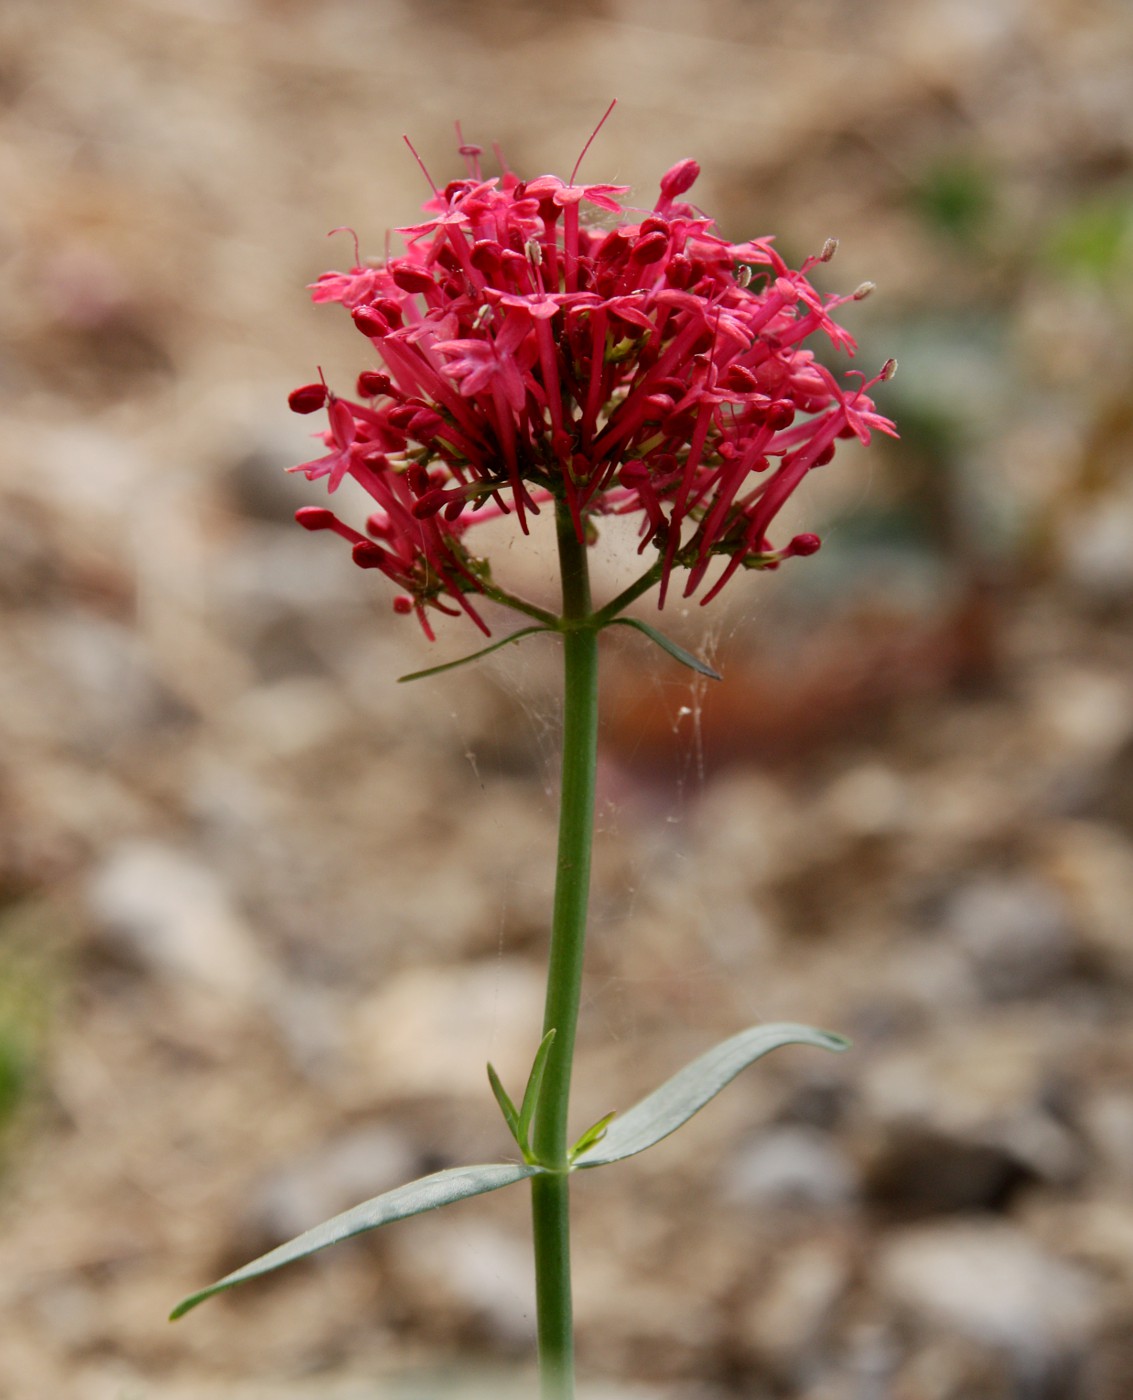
0;902;63;1143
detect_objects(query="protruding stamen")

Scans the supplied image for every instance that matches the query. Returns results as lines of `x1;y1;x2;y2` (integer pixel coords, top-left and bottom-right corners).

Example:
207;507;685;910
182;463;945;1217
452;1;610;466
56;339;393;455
402;134;439;195
570;98;617;186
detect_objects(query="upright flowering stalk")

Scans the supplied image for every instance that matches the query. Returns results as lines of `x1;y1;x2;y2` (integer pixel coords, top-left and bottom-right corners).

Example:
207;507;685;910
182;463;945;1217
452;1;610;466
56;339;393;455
173;129;894;1400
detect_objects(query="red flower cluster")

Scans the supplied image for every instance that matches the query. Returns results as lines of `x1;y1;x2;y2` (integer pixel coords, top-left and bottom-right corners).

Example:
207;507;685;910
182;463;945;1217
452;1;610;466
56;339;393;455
289;142;895;637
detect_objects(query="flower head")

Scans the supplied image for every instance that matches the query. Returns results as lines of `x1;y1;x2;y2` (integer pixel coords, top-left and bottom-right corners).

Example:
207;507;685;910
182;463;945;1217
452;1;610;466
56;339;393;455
289;138;896;635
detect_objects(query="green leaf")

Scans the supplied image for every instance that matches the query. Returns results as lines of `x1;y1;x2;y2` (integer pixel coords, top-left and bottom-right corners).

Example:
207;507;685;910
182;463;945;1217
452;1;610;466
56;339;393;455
572;1023;848;1169
569;1110;618;1162
517;1029;556;1155
487;1062;522;1145
398;626;552;683
169;1161;542;1320
607;617;722;680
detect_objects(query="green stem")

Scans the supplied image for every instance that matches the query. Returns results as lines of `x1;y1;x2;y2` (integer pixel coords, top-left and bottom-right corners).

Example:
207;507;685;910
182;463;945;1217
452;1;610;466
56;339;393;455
590;560;663;626
530;501;600;1400
477;578;561;628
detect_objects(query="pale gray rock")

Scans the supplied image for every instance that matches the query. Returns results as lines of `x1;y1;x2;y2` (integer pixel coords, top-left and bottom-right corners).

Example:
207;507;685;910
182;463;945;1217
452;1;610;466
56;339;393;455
351;959;545;1100
389;1217;536;1350
941;874;1074;1000
725;1125;858;1210
86;840;268;997
876;1221;1103;1371
743;1239;851;1384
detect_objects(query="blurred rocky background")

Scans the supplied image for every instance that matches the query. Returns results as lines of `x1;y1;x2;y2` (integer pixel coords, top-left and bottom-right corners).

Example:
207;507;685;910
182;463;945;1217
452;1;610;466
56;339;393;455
2;0;1132;1396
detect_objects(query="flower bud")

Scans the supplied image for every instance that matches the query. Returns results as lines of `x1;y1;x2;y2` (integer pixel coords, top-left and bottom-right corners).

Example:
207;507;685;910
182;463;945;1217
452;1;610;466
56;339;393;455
357;371;393;397
391;263;436;295
787;533;821;556
288;382;328;414
631;232;670;265
352;304;390;338
766;400;797;430
352;541;388;569
660;158;700;199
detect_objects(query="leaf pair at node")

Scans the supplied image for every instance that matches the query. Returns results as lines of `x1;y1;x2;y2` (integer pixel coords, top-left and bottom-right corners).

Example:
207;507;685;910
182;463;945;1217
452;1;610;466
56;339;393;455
398;618;720;684
170;1022;846;1321
487;1028;557;1166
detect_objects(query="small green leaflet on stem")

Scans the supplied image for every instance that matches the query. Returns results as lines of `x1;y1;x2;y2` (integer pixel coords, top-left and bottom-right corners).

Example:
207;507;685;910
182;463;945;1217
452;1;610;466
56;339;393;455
487;1062;522;1146
398;626;553;682
605;617;722;680
569;1110;618;1162
488;1029;557;1166
517;1029;557;1160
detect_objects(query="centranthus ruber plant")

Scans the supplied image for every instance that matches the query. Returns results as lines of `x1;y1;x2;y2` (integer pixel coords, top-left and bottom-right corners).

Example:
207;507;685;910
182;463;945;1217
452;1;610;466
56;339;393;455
172;113;895;1399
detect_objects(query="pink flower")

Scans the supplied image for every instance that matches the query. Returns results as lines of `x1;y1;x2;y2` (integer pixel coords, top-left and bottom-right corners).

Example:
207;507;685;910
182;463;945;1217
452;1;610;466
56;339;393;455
289;139;895;634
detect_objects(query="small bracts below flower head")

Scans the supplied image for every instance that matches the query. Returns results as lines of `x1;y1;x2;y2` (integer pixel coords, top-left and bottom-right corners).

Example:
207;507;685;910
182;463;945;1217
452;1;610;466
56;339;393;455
289;142;896;635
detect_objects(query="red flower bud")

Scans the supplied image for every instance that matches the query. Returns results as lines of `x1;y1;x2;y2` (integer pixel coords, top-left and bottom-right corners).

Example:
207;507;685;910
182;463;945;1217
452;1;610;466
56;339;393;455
352;304;390;338
391;263;436;295
787;533;821;556
766;400;797;431
357;371;393;397
631;232;670;265
660;159;700;199
288;383;328;414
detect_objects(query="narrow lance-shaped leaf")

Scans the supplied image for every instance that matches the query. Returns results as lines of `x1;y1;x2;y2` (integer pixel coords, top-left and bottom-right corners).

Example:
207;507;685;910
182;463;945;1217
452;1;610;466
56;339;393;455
170;1161;542;1320
606;617;722;681
487;1062;522;1146
572;1023;848;1169
516;1029;556;1155
399;626;553;683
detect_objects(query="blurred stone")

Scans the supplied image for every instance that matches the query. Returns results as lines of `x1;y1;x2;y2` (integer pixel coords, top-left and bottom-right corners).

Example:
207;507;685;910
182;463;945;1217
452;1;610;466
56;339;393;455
225;446;318;525
876;1221;1103;1376
1079;1092;1133;1189
1060;488;1133;600
940;874;1074;1000
1043;820;1133;977
352;959;545;1100
389;1217;535;1350
742;1239;850;1384
725;1126;858;1210
86;841;269;998
821;763;910;839
864;1126;1033;1218
860;1019;1085;1214
32;612;185;752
